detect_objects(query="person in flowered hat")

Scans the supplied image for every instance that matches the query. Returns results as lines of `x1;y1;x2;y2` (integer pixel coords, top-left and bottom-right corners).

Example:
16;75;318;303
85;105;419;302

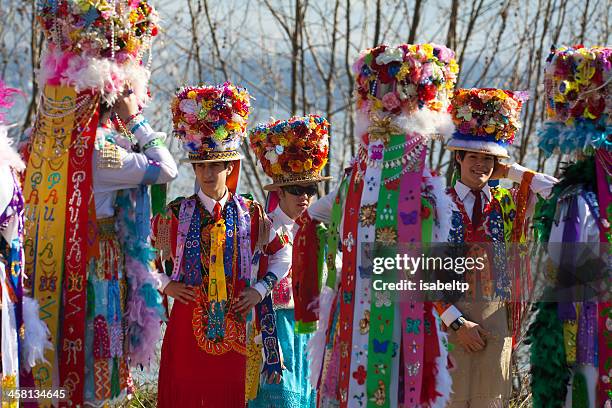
438;88;558;407
292;43;458;408
23;2;172;405
152;83;291;407
246;114;331;407
528;45;612;408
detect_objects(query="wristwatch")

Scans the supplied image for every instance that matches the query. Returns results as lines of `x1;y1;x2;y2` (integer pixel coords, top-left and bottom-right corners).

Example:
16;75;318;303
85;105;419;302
450;316;466;331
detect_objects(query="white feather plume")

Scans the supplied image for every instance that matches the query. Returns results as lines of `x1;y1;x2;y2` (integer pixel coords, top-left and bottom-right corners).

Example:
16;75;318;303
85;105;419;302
429;313;452;408
22;296;52;369
38;49;151;106
424;171;453;243
0;126;25;172
354;108;455;148
307;286;335;388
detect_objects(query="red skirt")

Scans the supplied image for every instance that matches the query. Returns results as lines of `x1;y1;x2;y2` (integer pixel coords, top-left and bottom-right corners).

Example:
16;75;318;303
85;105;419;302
157;300;247;408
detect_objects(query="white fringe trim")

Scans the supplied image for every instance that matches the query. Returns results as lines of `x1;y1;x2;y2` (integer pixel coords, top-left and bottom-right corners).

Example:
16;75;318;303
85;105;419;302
307;286;335;388
22;297;52;370
423;169;453;243
0;126;25;172
430;319;452;408
38;49;151;106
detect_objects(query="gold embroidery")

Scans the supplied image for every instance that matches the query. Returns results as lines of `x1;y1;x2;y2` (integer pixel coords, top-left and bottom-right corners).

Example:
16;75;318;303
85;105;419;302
98;142;123;169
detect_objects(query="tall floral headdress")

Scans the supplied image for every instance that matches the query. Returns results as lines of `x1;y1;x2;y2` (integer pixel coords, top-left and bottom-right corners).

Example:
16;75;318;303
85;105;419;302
249;114;331;190
36;0;159;104
538;45;611;156
171;83;251;163
352;43;459;145
447;88;528;158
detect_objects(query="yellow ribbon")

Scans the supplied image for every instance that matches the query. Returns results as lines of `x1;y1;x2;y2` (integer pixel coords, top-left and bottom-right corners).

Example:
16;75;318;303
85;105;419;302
23;85;75;404
208;220;227;302
563;303;580;365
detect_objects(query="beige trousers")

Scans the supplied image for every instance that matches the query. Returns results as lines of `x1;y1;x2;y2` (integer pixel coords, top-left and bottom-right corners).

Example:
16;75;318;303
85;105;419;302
446;300;512;408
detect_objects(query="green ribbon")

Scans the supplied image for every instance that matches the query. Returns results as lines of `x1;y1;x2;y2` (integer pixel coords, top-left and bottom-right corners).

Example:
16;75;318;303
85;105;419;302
151;184;167;217
366;134;404;408
325;175;350;289
316;223;328;291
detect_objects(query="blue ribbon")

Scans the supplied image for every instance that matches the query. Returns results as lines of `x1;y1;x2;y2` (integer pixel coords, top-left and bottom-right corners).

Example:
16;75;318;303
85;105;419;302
141;161;161;185
183;207;203;286
224;200;237;279
257;295;283;377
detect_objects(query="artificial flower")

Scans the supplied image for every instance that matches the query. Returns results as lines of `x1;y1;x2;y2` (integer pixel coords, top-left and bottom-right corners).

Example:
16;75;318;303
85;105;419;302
382;92;401;111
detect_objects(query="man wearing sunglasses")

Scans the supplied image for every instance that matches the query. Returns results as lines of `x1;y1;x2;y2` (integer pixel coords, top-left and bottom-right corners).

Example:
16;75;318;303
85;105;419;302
248;115;331;408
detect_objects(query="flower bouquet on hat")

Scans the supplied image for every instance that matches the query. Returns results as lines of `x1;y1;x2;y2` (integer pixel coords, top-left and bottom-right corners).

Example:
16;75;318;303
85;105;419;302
172;83;251;164
37;0;159;104
538;45;611;156
249;114;331;190
447;88;528;158
352;43;459;144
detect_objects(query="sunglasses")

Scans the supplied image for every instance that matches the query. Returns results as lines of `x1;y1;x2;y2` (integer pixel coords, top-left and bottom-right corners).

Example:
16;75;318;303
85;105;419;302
282;185;318;197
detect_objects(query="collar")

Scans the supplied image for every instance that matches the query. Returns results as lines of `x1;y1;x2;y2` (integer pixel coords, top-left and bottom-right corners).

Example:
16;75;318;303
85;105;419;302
269;205;294;229
455;180;492;202
197;188;229;214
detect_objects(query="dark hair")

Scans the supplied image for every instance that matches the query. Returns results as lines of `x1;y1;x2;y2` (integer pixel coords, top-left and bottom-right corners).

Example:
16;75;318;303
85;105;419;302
192;161;232;170
454;150;500;171
99;101;113;118
453;150;467;171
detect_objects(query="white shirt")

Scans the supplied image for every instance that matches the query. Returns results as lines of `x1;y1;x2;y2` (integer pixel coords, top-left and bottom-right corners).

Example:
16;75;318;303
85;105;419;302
453;181;491;222
453;163;557;222
93;122;178;218
268;206;298;242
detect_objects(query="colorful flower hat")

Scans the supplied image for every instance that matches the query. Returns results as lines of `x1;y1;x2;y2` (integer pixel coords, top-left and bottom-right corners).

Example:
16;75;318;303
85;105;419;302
37;0;159;103
447;88;528;158
538;45;612;156
249;115;331;190
172;83;251;163
353;43;458;115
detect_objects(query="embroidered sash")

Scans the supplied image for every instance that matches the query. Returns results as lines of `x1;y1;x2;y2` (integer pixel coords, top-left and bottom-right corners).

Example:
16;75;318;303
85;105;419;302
366;134;404;408
24;86;78;402
348;147;382;405
337;162;365;406
397;145;426;406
